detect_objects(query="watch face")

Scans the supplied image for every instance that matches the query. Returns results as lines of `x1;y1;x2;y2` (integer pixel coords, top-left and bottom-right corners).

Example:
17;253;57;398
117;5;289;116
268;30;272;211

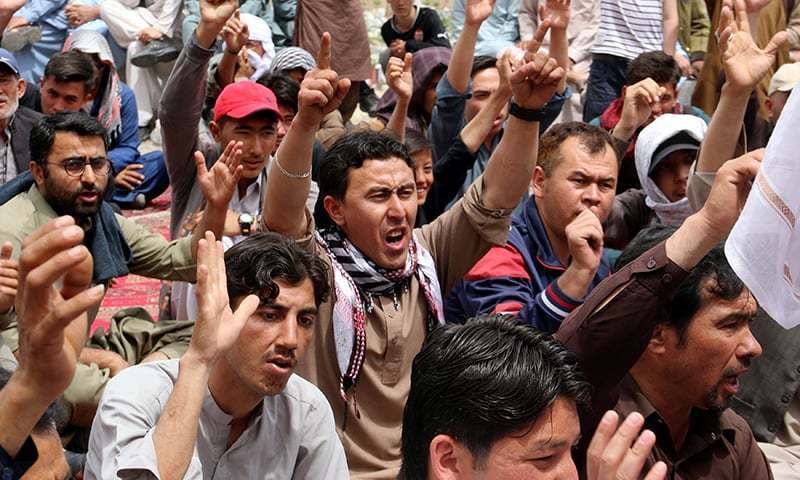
239;213;254;224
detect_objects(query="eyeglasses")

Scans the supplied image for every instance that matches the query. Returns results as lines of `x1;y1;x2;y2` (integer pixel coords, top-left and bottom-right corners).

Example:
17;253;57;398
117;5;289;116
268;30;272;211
48;157;110;177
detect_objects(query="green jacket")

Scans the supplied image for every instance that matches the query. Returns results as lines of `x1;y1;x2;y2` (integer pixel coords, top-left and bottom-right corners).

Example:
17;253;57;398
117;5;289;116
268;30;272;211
0;185;196;351
679;0;711;62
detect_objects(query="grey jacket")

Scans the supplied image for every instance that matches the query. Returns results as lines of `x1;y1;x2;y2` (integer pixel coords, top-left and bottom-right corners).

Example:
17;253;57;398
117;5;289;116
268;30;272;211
159;33;224;240
9;106;43;177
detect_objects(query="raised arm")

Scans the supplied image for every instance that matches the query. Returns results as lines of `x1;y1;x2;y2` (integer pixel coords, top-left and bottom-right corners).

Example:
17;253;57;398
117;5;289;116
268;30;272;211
482;23;564;210
449;0;496;94
0;216;100;459
264;33;350;238
216;9;249;89
694;0;786;175
152;232;258;479
384;53;413;142
538;0;570;93
662;0;679;56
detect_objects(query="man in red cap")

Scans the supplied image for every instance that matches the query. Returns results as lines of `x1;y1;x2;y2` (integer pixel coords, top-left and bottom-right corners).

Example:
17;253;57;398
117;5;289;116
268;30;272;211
160;0;290;321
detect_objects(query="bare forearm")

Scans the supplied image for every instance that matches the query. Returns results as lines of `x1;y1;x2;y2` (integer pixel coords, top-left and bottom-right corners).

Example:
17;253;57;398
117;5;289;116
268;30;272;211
557;265;595;300
216;52;238;89
192;204;227;258
482;116;539;209
264;114;315;238
153;356;210;480
0;373;53;457
449;23;480;93
196;21;223;49
662;0;679;55
461;89;511;152
549;28;570;93
385;97;410;141
695;83;750;173
79;347;123;369
665;213;722;270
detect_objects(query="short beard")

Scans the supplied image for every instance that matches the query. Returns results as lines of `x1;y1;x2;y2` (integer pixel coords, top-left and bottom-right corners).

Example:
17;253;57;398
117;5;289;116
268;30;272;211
0;95;19;123
41;169;102;218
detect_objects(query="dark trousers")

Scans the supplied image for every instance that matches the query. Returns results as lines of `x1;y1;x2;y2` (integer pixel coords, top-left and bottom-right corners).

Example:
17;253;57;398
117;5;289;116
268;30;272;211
583;54;630;122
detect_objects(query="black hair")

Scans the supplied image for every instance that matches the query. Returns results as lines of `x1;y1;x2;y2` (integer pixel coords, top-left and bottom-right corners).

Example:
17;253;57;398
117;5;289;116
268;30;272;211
399;314;590;479
470;55;498;78
615;225;747;344
29;111;108;167
257;73;300;112
404;129;431;156
314;130;415;229
43;50;96;94
225;232;330;307
625;51;681;87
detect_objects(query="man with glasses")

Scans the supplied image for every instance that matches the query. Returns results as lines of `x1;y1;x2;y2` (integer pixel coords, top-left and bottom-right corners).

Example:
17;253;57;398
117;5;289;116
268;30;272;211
0;111;242;432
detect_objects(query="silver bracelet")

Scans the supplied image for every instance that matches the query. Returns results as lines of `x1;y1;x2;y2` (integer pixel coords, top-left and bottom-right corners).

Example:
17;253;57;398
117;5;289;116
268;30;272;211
273;155;311;179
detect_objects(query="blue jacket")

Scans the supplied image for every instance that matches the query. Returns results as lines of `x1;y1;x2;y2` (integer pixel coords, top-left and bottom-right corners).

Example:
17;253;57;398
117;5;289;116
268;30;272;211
444;199;611;333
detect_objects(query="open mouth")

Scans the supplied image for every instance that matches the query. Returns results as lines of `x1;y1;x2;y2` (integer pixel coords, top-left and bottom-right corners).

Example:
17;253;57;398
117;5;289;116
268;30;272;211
265;357;294;375
78;191;99;202
385;229;406;247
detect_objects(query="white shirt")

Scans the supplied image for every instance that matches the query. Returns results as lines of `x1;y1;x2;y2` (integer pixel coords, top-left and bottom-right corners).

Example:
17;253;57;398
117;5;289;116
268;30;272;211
592;0;663;60
84;359;349;480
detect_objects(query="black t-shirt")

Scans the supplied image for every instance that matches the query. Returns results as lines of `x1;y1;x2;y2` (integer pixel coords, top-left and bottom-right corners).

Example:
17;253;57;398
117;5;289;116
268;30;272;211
380;7;451;52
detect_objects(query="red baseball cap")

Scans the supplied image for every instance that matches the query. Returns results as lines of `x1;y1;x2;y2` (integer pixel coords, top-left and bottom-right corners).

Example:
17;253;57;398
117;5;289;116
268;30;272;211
213;80;283;123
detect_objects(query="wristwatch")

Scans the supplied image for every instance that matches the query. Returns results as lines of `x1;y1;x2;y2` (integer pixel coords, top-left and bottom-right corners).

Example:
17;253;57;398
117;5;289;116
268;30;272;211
238;213;254;236
508;102;548;122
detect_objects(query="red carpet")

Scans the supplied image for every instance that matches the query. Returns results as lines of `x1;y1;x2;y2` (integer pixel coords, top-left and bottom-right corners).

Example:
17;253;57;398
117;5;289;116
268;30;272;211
92;187;173;334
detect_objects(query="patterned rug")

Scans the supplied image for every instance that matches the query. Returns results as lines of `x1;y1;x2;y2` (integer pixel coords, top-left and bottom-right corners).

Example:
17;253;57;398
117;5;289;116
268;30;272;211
92;187;172;334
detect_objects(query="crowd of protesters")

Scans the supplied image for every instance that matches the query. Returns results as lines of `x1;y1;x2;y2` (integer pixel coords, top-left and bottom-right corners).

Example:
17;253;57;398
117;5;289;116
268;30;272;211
0;0;799;478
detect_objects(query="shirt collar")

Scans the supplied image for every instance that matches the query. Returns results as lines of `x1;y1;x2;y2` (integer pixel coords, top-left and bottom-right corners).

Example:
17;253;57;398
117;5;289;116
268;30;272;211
516;200;565;271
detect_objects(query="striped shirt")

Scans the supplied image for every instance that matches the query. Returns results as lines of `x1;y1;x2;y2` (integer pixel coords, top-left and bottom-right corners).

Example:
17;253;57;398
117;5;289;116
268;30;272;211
592;0;664;60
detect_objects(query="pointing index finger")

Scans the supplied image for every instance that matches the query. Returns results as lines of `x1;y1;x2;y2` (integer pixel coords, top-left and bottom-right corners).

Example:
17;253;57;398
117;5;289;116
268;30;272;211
527;19;551;56
317;32;332;70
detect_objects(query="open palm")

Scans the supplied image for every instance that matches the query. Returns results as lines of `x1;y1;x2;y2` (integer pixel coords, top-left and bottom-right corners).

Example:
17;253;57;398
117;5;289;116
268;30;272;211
199;0;239;27
465;0;496;25
197;140;243;210
540;0;570;30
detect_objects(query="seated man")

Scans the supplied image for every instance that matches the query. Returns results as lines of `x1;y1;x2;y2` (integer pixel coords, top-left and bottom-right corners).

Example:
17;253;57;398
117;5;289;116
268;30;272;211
0;111;240;429
1;0;106;84
25;38;168;208
604;113;706;249
100;0;181;130
0;215;103;480
589;50;709;191
263;26;565;479
445;122;617;331
160;0;316;322
0;48;41;185
430;0;568;209
85;231;348;478
400;314;667;480
556;149;772;477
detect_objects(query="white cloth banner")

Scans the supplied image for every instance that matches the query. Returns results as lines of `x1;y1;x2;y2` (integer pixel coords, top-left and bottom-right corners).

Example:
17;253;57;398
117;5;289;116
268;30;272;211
726;87;800;328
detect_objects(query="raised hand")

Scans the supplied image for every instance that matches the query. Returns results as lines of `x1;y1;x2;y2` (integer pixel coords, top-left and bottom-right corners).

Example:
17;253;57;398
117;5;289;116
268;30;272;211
697;148;763;239
295;33;351;129
188;231;259;366
614;78;665;139
465;0;497;26
0;242;17;313
197;140;243;210
539;0;570;30
387;53;413;101
509;20;565;110
718;0;787;93
221;9;249;54
115;163;145;191
199;0;239;28
15;216;103;402
587;411;667;480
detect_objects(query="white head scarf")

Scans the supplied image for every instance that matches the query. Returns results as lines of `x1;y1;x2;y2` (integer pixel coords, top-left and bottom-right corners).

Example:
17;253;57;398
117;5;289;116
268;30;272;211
635;114;707;226
223;13;275;81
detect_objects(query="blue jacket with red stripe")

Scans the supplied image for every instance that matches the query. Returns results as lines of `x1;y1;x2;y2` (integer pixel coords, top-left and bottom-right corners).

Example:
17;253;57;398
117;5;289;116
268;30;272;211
444;199;612;333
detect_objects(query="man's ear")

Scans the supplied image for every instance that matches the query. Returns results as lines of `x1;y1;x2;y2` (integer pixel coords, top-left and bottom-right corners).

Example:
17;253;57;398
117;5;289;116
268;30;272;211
29;162;45;186
429;434;470;480
17;77;25;98
765;97;775;121
323;195;346;228
532;165;546;199
646;323;669;355
209;120;221;143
